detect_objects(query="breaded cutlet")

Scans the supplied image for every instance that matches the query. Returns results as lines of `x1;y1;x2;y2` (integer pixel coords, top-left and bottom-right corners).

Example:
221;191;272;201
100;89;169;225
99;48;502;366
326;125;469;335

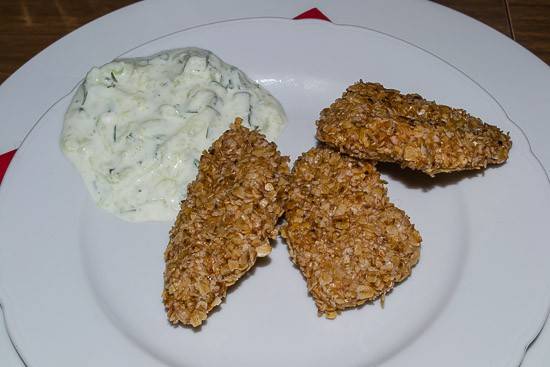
316;81;512;176
163;118;290;327
281;147;421;318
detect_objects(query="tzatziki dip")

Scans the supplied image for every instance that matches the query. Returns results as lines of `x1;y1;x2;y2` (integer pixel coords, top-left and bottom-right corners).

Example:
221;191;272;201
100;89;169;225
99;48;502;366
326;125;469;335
61;48;286;221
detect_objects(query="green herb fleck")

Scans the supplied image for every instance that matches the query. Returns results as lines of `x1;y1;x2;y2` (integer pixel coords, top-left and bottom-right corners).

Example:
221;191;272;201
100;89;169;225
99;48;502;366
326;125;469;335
81;84;88;105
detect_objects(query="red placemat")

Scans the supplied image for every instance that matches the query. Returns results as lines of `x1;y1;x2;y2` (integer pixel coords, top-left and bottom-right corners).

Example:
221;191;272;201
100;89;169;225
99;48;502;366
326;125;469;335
0;149;16;184
0;8;331;186
293;7;331;21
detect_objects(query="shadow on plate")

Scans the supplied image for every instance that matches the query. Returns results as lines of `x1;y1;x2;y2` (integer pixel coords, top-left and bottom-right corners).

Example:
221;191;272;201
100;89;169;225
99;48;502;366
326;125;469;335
377;162;504;191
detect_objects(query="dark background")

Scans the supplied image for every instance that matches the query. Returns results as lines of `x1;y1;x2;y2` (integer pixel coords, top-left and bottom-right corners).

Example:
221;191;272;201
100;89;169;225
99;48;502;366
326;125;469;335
0;0;548;83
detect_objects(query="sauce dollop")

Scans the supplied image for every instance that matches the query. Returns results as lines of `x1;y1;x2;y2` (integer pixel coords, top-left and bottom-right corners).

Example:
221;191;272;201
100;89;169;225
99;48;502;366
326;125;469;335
61;48;286;221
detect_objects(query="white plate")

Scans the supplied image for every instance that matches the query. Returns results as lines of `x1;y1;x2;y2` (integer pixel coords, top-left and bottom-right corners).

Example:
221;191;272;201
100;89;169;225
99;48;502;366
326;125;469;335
1;18;549;367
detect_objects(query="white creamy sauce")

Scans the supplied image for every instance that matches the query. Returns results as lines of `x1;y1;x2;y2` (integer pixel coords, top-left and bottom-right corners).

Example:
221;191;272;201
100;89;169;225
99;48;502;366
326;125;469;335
61;48;286;221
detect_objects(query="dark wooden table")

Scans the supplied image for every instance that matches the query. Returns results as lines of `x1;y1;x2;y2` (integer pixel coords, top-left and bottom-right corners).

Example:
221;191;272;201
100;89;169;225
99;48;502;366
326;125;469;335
0;0;548;84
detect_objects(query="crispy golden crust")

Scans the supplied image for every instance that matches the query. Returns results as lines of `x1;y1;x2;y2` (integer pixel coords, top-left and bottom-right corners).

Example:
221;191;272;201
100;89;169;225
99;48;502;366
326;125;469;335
316;81;512;176
163;119;290;327
281;147;421;318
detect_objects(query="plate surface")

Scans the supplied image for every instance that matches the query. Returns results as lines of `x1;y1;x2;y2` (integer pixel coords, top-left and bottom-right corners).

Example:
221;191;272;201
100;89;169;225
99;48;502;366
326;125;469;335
1;18;549;367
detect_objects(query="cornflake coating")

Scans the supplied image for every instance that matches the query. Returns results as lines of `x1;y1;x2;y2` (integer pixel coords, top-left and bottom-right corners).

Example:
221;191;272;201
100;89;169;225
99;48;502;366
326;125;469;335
316;81;512;176
281;147;421;318
163;119;290;327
